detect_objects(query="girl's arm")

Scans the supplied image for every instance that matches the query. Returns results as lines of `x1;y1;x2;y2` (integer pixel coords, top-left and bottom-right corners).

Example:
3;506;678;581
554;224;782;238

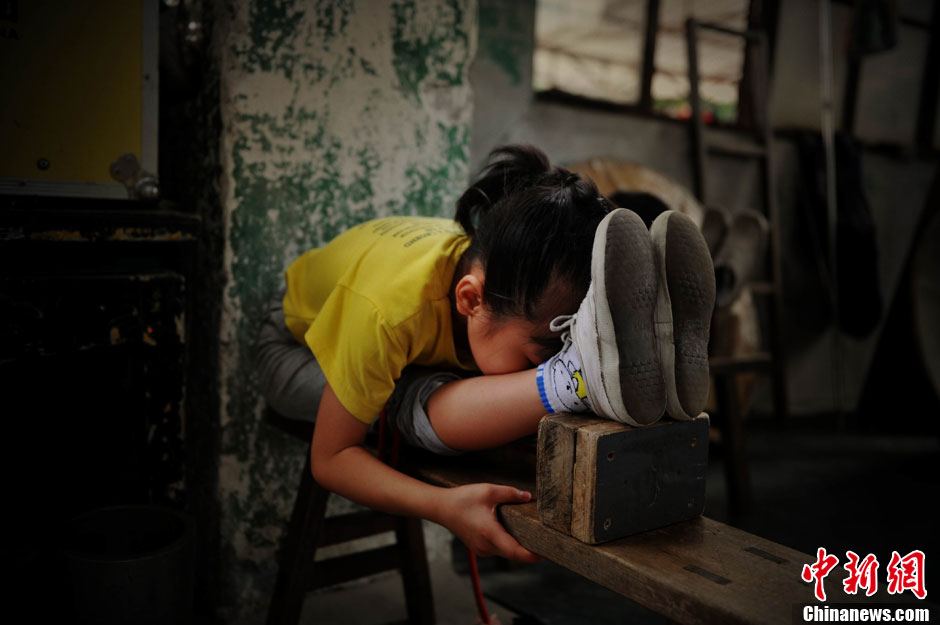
311;383;539;562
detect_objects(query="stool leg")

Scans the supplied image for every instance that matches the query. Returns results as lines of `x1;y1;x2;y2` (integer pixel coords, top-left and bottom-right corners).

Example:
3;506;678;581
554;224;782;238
716;373;751;516
395;517;435;625
268;454;330;625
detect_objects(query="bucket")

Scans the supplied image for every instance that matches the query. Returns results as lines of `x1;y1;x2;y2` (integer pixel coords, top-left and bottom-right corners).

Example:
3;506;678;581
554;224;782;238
65;505;195;625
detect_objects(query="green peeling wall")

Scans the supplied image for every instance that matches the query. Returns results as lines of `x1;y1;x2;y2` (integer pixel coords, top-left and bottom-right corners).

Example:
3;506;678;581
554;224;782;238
470;0;534;168
213;0;476;620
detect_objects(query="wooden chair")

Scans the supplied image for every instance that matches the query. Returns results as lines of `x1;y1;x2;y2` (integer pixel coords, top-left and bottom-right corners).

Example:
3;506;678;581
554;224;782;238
266;416;435;625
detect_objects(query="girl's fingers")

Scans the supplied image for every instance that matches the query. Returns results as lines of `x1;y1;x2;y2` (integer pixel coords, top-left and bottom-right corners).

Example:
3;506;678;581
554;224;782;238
478;485;537;561
486;484;532;504
488;526;541;563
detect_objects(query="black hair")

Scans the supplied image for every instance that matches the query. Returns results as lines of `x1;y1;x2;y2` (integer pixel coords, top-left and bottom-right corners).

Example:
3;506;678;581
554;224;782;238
455;144;614;322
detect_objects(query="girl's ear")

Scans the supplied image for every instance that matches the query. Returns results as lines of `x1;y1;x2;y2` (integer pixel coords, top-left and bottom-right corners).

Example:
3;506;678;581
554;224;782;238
454;266;485;317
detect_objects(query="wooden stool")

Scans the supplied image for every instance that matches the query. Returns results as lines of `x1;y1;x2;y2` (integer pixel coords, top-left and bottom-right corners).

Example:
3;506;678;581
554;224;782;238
266;417;435;625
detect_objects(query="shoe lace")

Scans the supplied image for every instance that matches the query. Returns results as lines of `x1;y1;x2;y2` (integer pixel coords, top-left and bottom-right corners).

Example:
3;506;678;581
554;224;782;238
550;314;575;349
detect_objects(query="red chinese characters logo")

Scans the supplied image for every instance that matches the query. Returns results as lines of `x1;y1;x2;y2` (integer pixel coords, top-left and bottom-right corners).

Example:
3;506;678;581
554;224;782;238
843;551;879;597
886;550;927;599
802;548;928;601
802;547;840;601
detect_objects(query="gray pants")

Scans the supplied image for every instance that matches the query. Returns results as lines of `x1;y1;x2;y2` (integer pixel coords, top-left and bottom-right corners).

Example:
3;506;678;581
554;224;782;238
255;293;463;455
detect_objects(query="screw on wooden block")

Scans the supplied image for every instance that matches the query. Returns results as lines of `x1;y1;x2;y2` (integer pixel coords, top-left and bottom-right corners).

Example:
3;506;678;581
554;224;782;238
607;451;615;462
603;517;612;531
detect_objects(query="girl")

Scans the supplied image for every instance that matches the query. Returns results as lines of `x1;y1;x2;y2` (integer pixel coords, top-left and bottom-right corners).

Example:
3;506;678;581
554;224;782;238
256;144;715;562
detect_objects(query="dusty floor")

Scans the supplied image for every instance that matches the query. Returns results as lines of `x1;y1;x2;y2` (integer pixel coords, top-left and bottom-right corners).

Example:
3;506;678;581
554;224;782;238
297;414;939;625
300;558;519;625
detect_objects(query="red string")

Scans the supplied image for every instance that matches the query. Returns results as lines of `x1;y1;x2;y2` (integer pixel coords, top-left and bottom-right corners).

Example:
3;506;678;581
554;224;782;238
378;403;494;624
467;548;494;624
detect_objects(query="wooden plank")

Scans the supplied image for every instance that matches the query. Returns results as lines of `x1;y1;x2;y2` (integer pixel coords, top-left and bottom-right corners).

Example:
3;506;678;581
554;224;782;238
318;510;401;547
571;420;626;542
402;450;899;624
470;435;538;478
395;516;435;625
308;545;400;590
267;456;330;625
500;504;813;625
536;414;605;533
401;443;908;624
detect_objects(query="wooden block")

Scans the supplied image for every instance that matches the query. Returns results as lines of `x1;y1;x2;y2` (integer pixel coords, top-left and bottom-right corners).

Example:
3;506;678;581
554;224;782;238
536;414;610;533
537;413;710;544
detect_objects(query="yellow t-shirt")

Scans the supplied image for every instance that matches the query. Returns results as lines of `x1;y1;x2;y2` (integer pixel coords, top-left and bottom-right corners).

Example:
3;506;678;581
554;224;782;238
282;217;477;424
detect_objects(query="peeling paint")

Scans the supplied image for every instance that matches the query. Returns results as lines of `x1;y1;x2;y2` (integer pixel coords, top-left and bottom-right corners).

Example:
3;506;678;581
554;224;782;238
232;0;358;83
391;0;471;102
403;123;470;215
216;1;477;618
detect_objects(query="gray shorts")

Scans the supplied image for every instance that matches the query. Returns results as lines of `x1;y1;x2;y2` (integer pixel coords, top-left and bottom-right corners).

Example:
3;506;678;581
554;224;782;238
255;293;463;455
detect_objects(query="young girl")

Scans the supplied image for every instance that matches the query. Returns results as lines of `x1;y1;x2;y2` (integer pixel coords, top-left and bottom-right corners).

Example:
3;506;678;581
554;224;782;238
256;144;715;562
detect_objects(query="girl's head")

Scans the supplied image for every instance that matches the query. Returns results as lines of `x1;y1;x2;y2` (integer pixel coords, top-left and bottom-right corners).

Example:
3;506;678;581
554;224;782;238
452;144;614;374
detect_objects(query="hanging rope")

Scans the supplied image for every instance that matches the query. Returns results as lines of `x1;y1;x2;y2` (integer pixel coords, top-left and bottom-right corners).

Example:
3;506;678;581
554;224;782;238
468;548;498;624
377;405;497;624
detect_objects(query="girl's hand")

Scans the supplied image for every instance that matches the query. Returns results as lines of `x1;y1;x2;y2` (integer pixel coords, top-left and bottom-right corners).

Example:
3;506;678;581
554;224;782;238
435;483;541;563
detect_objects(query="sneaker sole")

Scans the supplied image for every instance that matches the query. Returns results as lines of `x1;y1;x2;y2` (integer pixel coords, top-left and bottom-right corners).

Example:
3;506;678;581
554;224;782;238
651;211;715;419
593;209;665;426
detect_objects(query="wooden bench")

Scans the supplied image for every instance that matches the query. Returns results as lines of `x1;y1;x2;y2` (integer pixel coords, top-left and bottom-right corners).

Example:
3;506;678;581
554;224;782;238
271;412;890;625
398;423;821;625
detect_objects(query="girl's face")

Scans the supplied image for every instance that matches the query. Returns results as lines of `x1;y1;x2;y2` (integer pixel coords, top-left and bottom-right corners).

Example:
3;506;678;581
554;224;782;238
466;311;559;375
454;261;567;374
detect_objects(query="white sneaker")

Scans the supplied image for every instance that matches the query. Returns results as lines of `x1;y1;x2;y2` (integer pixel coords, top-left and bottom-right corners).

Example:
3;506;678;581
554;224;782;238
650;210;716;420
552;209;665;426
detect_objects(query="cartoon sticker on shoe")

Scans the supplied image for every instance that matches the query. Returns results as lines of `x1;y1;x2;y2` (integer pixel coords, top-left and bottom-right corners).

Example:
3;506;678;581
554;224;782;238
550;359;591;412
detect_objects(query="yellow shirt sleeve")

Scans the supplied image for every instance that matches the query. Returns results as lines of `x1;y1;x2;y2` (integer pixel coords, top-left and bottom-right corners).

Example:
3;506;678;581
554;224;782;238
305;283;407;424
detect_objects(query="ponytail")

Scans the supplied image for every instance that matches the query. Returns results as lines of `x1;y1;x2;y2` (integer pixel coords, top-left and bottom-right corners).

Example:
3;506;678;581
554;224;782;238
455;145;552;237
